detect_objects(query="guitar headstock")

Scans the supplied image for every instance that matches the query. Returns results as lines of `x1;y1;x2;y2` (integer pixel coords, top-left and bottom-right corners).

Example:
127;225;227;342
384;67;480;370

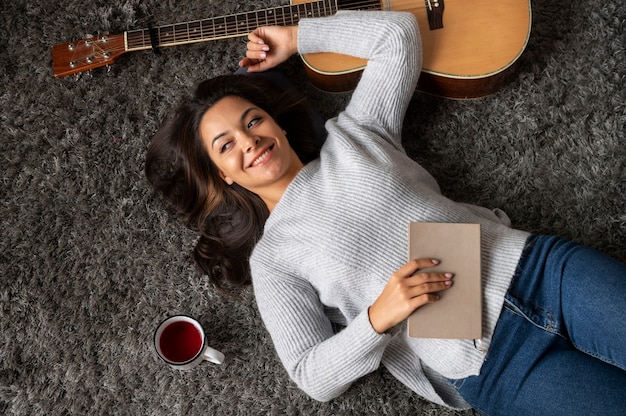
52;33;126;77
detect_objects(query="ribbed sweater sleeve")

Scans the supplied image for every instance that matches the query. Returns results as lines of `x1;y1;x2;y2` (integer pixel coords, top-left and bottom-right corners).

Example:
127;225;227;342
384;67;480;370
298;11;420;144
253;251;392;401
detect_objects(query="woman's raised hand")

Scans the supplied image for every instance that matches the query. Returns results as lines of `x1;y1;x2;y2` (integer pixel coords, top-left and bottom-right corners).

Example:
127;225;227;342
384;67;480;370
239;26;299;72
368;259;454;334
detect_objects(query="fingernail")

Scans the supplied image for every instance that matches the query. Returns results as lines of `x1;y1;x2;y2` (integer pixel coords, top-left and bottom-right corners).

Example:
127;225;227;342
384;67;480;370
431;259;440;265
445;273;454;279
259;53;266;59
262;46;269;51
444;280;452;286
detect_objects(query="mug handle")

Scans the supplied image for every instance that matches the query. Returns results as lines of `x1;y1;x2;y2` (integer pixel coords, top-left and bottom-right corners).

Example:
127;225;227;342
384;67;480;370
203;346;225;364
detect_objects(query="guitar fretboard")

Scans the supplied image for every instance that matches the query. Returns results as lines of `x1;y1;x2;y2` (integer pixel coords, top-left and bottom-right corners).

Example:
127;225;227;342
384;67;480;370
126;0;381;51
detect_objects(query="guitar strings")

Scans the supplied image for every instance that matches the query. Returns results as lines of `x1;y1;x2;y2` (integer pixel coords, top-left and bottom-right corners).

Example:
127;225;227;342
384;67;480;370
126;0;382;51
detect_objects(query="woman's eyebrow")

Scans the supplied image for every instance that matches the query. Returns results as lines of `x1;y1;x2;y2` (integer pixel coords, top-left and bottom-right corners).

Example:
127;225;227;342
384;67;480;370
211;107;258;147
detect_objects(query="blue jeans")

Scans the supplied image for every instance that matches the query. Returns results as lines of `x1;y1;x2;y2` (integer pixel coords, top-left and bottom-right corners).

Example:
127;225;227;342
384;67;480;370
451;235;626;416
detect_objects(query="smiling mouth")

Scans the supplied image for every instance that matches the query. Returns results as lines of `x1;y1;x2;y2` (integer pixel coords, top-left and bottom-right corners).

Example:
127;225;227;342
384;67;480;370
249;144;274;167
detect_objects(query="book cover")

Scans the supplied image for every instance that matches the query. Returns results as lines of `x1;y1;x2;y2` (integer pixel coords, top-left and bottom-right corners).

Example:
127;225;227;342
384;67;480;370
407;222;482;339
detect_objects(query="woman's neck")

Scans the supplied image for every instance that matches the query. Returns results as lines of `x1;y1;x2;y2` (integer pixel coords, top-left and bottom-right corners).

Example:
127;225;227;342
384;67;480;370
260;160;303;212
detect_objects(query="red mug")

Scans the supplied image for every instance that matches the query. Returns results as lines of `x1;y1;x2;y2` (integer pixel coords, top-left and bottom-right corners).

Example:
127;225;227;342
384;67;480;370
154;315;224;369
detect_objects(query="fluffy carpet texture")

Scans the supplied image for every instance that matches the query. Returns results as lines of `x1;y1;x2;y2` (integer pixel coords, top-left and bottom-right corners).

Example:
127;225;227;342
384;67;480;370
1;0;624;414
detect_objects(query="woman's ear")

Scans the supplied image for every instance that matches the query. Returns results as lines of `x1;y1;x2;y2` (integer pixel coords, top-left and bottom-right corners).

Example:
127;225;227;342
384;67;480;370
219;171;233;185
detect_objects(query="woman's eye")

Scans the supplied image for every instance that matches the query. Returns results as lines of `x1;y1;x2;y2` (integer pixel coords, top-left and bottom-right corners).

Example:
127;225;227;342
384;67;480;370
220;141;233;153
247;117;261;129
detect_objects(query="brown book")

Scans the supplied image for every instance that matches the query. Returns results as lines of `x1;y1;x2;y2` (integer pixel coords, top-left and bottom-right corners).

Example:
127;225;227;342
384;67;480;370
407;223;482;339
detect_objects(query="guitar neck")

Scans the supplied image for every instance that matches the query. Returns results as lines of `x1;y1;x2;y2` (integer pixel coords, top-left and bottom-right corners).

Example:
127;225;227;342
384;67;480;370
126;0;381;51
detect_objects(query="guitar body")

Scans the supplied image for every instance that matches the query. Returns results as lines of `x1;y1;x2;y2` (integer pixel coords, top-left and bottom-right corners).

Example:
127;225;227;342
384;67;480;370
299;0;532;98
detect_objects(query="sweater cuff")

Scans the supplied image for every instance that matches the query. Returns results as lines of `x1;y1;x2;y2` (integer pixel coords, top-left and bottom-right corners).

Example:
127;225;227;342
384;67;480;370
347;309;393;356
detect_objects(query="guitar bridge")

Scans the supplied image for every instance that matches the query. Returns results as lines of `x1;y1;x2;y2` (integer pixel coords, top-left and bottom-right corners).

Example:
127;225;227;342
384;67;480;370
425;0;445;30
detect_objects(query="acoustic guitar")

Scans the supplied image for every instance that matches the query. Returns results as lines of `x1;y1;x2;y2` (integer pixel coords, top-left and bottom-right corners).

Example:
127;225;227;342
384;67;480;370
51;0;531;99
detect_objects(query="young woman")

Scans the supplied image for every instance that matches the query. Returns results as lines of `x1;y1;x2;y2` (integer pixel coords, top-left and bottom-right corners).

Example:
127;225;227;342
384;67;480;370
146;11;626;415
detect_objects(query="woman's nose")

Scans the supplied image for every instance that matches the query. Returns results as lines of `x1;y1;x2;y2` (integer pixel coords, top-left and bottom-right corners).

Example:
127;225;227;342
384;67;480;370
241;134;260;152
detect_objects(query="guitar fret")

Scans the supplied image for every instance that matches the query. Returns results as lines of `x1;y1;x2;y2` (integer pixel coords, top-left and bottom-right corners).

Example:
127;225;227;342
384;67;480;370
224;15;236;36
269;9;277;26
244;11;255;32
174;23;187;42
128;28;153;50
214;16;226;38
125;0;342;51
274;7;284;26
164;25;173;43
188;21;201;41
320;0;327;18
158;26;166;44
292;5;300;24
230;16;237;36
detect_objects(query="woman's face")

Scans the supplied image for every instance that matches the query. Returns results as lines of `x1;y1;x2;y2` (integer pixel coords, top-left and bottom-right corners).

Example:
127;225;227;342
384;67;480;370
200;96;302;195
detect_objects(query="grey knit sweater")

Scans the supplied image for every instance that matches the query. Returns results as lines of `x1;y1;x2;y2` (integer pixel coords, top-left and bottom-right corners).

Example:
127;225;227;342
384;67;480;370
250;11;530;409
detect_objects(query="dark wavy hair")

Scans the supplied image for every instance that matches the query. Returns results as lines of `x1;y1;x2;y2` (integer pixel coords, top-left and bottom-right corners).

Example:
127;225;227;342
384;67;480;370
145;74;319;294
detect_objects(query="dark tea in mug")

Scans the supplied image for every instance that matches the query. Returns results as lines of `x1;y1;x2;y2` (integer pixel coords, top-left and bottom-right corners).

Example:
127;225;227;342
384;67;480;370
155;315;224;369
158;320;203;363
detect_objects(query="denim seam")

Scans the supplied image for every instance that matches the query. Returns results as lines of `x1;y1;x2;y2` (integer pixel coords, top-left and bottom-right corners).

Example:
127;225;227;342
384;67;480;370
506;235;539;292
503;298;568;341
571;340;625;371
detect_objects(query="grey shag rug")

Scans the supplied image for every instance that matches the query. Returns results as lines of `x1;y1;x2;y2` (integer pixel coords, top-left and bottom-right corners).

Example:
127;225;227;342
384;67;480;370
1;0;624;414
